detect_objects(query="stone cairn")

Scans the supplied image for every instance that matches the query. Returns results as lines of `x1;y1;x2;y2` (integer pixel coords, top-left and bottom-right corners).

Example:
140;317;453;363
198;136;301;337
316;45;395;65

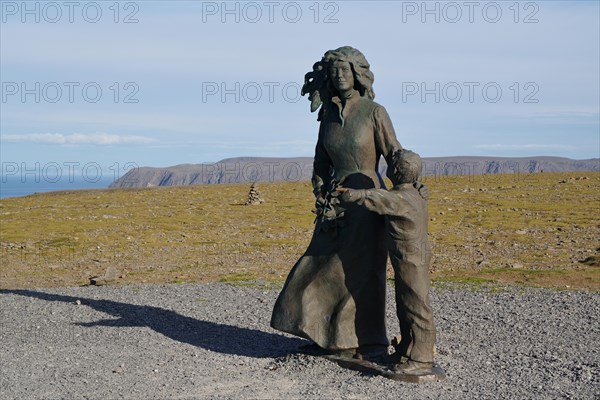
245;184;264;205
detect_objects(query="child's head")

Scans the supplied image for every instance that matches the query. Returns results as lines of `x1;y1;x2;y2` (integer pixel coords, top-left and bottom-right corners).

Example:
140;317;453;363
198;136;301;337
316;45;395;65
388;149;422;185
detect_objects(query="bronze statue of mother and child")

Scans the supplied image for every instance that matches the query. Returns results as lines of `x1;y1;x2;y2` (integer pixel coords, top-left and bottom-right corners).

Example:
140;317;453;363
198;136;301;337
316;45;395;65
270;46;445;382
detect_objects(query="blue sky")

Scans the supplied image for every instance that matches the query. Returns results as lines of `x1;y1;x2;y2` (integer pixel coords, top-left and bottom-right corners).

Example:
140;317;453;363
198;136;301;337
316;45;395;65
1;0;599;179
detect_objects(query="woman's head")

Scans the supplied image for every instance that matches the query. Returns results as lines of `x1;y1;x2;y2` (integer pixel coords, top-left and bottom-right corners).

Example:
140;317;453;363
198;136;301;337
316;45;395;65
302;46;375;117
322;46;375;99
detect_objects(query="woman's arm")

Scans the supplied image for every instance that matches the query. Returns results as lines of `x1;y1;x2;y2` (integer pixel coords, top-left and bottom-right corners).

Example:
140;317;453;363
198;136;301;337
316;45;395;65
373;105;403;177
312;124;333;198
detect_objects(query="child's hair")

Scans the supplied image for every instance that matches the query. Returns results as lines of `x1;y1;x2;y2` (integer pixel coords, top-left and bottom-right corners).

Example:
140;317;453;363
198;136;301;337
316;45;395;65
388;149;422;185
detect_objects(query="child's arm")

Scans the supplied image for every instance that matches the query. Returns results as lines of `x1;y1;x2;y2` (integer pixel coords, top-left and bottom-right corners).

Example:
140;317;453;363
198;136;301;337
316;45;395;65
338;188;408;217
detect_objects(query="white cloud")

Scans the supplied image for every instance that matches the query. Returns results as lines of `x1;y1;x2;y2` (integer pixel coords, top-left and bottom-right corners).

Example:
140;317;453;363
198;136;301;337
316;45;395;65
1;133;155;145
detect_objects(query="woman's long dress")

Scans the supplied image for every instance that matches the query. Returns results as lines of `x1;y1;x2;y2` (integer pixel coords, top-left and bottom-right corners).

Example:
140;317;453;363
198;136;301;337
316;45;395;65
271;93;402;350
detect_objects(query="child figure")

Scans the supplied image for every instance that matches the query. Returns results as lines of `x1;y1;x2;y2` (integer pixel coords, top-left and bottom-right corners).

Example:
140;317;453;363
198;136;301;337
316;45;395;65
339;149;436;374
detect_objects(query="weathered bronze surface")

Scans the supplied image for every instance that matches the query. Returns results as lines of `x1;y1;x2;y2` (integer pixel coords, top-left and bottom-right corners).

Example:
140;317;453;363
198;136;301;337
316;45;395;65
341;150;437;366
271;46;400;351
271;47;443;381
323;354;446;383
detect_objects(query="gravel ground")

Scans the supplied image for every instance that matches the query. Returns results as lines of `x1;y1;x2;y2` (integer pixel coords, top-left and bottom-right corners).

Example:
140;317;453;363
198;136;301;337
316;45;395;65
1;283;598;399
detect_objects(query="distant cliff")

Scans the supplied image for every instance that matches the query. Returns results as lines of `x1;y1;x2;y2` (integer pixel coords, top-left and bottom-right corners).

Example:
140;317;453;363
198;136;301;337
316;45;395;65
110;156;599;188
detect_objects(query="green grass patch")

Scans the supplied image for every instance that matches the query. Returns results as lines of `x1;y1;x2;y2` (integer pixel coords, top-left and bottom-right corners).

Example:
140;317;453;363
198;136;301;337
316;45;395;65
1;172;598;290
219;273;256;285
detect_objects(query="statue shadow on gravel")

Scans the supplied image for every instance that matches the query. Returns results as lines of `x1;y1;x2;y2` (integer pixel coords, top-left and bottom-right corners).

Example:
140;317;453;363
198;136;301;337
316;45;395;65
2;289;306;358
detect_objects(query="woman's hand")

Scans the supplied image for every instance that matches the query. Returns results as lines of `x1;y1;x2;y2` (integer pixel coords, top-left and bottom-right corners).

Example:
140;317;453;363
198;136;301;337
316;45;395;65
336;187;360;203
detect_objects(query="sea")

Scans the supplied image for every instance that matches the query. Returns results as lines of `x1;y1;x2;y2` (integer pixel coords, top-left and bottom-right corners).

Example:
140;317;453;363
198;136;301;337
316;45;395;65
0;177;116;199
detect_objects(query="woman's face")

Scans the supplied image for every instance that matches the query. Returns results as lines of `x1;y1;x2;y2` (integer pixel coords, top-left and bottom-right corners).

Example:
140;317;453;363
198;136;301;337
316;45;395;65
329;60;354;93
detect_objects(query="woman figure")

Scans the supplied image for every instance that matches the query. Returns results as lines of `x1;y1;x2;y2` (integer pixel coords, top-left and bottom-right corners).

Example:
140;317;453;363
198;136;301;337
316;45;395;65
271;46;402;357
